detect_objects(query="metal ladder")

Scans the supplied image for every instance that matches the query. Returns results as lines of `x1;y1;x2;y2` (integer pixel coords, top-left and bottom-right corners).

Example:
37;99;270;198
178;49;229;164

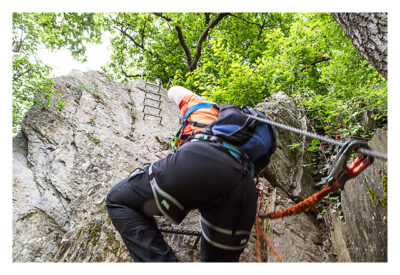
142;76;163;124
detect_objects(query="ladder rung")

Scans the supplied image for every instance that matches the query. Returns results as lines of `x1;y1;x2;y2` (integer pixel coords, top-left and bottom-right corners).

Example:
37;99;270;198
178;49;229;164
143;113;162;119
143;113;163;124
138;87;162;97
144;99;161;109
145;82;161;87
142;105;161;115
143;104;161;110
144;97;161;103
146;90;162;97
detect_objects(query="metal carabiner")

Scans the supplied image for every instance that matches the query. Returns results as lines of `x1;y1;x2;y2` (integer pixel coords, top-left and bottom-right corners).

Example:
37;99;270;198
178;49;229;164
326;139;374;190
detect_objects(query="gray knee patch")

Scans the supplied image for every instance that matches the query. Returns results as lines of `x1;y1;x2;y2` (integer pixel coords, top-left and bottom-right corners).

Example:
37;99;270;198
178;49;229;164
149;164;188;224
200;215;250;251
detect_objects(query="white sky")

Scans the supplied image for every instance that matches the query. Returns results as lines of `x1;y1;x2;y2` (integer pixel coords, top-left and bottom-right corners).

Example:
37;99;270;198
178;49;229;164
37;33;112;77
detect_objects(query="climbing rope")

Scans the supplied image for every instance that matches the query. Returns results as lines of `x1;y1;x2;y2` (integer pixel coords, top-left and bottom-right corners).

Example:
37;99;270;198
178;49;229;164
258;140;374;219
255;213;284;262
253;140;375;262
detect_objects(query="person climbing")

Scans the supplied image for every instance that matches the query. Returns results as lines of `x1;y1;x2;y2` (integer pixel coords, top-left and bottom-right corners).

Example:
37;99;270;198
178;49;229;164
106;85;276;262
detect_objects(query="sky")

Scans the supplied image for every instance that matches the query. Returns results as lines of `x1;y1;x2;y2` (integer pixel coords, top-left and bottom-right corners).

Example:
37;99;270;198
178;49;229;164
37;33;112;77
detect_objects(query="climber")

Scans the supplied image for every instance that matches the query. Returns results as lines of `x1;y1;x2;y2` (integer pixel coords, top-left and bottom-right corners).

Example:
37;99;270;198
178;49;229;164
106;86;275;262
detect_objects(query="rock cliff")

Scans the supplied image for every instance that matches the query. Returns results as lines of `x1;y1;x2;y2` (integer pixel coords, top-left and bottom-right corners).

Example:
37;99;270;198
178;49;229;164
12;70;387;262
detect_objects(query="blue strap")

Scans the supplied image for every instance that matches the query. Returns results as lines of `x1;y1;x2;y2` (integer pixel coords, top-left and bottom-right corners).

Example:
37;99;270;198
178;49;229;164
193;134;255;178
183;102;215;120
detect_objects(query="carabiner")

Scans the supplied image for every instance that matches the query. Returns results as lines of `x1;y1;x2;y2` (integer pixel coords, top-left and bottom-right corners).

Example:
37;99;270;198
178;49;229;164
326;140;374;190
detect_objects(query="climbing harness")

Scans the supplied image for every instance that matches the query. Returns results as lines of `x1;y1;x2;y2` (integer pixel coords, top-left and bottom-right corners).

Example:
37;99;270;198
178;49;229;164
199;104;277;174
171;102;218;151
191;134;256;179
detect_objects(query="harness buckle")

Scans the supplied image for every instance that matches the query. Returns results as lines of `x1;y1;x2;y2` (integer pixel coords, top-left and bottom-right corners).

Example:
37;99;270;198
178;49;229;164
326;140;374;190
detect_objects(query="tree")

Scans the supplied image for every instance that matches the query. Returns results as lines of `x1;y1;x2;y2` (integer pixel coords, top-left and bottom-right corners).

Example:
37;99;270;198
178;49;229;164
103;13;231;83
153;12;229;72
331;13;388;80
173;13;386;137
12;12;103;134
13;12;387;140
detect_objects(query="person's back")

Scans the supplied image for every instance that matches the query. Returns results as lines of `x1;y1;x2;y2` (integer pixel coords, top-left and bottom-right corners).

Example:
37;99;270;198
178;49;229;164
168;86;219;148
106;85;274;262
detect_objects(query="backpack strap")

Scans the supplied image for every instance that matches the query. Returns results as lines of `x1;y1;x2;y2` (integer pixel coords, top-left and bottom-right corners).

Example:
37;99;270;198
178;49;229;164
183;102;216;120
172;102;218;150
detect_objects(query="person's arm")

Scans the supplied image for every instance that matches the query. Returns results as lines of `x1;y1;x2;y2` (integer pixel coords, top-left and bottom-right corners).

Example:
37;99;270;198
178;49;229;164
167;86;196;106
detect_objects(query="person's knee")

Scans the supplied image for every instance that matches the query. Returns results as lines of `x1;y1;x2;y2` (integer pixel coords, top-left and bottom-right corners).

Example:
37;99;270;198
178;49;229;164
105;178;126;209
105;183;117;207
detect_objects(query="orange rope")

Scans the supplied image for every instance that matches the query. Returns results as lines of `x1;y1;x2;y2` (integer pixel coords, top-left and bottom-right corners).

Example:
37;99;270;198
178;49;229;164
255;215;284;262
256;220;284;262
261;154;372;219
259;180;340;219
255;216;262;262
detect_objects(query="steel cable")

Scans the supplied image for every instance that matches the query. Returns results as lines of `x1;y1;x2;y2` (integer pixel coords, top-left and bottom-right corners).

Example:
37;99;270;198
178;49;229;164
247;115;387;161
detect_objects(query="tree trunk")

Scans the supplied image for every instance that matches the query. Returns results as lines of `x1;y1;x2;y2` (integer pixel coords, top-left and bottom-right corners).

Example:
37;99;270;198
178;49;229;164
331;13;387;80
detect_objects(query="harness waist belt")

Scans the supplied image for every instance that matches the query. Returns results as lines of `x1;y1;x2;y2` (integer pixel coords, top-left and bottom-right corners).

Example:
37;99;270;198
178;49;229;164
190;134;255;178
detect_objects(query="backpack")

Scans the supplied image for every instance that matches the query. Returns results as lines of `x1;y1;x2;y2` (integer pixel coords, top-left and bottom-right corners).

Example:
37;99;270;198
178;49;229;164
170;102;219;151
200;104;277;174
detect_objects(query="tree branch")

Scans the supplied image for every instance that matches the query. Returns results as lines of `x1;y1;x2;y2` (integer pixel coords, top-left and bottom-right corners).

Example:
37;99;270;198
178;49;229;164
205;13;211;25
12;30;26;53
300;57;330;72
153;13;193;68
154;12;229;71
140;14;151;47
190;13;230;71
113;26;145;50
13;69;31;82
229;13;262;29
256;16;267;41
120;64;141;78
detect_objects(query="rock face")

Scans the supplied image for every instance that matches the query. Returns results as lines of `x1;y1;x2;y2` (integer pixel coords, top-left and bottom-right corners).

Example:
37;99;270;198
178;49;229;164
12;71;386;262
257;92;317;201
327;130;387;262
255;92;325;262
13;70;179;262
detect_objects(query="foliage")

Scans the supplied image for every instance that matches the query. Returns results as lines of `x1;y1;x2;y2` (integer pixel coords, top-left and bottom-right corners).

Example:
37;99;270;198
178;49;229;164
13;12;387;142
12;12;103;134
172;13;387;139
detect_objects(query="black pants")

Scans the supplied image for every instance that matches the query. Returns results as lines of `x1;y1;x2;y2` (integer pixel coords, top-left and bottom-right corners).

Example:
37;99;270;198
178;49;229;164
106;141;257;262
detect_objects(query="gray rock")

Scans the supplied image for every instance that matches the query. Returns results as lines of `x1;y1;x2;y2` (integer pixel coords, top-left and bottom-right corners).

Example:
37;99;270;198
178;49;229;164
327;130;387;262
256;178;325;262
13;70;179;262
256;91;317;201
